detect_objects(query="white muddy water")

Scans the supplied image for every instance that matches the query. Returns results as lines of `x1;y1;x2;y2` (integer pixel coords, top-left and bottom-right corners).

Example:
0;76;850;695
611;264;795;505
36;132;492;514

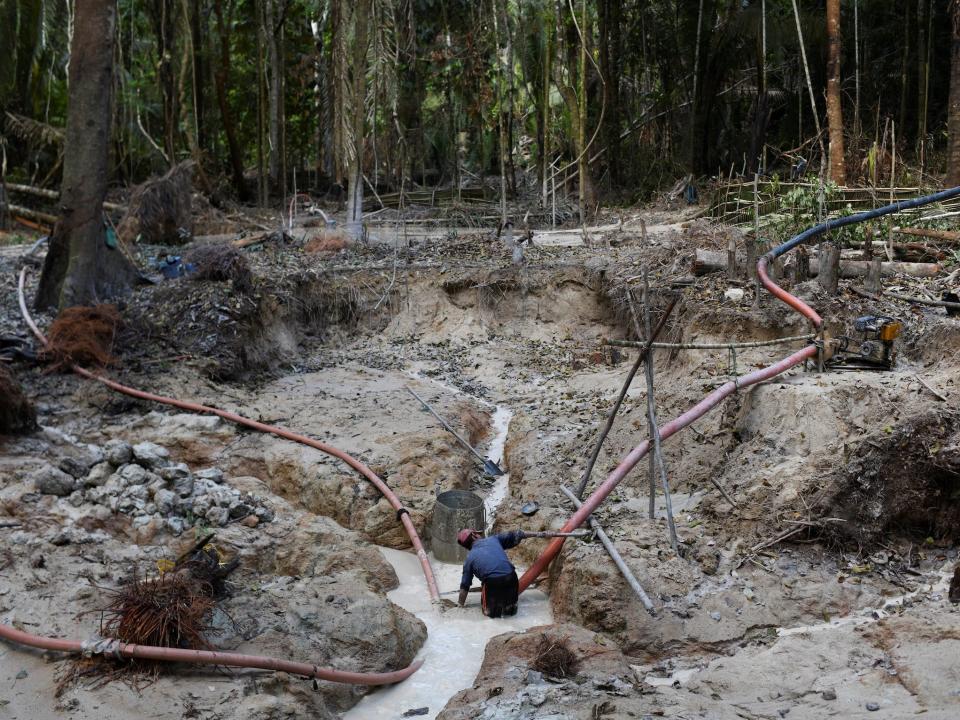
343;549;552;720
482;406;513;532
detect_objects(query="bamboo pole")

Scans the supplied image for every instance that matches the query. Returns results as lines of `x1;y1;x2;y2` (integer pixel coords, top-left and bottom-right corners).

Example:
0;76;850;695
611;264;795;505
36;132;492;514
559;485;656;615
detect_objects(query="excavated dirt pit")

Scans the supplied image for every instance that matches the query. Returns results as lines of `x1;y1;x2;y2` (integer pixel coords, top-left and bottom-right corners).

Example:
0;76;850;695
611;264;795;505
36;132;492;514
2;212;960;719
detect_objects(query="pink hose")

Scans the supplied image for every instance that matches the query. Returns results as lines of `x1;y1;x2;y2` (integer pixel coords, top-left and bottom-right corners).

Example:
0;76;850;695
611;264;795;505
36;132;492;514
17;269;438;603
0;622;422;684
9;268;434;684
519;244;825;591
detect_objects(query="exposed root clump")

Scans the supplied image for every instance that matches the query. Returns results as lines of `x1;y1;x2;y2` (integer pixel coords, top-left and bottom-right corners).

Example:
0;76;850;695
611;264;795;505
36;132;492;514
117;161;194;245
186;241;253;293
530;634;579;679
304;229;350;254
41;305;119;370
814;408;960;543
0;365;37;434
103;572;216;652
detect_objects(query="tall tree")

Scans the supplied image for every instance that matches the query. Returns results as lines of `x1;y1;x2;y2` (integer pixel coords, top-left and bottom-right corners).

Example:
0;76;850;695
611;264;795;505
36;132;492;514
949;0;960;186
36;0;137;310
213;0;249;201
825;0;846;184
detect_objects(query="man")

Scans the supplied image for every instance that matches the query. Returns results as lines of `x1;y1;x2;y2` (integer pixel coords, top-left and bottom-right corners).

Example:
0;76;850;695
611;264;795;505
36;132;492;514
457;528;527;618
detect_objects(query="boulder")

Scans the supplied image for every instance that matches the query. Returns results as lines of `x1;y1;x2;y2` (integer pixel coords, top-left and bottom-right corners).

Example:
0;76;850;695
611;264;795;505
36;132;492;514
132;441;171;469
104;439;133;466
31;464;77;496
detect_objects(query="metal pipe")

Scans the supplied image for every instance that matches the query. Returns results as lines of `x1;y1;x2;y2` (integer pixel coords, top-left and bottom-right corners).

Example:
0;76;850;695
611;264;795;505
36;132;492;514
0;622;422;685
520;186;960;593
559;485;656;615
17;269;439;606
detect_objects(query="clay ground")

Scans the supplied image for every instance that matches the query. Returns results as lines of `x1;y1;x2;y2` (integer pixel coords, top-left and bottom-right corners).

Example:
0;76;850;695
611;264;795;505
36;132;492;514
1;205;959;720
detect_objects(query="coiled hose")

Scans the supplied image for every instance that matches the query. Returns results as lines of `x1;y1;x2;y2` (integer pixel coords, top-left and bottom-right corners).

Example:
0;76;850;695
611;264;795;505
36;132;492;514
8;267;434;684
519;185;960;593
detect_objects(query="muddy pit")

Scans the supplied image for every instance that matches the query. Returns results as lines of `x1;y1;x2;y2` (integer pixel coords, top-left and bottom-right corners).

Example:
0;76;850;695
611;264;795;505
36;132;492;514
1;217;959;720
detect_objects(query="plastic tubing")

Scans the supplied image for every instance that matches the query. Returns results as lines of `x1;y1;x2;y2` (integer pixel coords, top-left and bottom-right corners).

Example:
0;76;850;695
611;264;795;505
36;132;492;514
519;185;960;593
0;622;422;684
17;269;438;603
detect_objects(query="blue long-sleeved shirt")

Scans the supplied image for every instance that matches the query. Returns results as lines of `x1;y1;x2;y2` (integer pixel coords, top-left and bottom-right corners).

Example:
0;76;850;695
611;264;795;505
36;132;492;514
460;531;523;590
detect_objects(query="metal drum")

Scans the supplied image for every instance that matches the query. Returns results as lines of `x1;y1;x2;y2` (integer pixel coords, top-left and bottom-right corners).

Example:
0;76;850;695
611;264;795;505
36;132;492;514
431;489;485;563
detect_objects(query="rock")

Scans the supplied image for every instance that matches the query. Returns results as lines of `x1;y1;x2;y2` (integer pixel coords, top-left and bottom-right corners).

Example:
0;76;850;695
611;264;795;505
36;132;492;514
866;702;880;712
58;456;92;479
154;489;179;515
192;496;214;517
402;709;430;718
724;288;745;302
710;611;722;622
158;463;191;481
821;689;837;701
255;505;275;523
132;442;171;468
526;670;544;685
85;462;113;487
528;691;547;707
205;506;230;527
117;464;148;487
31;464;77;496
229;500;253;519
240;514;259;528
67;490;85;507
104;440;133;466
166;516;186;535
195;467;224;483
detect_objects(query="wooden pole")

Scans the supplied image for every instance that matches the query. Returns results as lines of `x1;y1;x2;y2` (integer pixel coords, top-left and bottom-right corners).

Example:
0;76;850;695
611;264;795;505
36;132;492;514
572;295;678;500
641;270;678;552
559;485;656;615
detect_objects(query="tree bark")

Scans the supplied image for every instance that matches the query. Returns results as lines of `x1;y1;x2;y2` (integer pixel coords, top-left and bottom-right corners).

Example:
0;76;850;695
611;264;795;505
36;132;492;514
36;0;137;310
948;1;960;186
826;0;846;185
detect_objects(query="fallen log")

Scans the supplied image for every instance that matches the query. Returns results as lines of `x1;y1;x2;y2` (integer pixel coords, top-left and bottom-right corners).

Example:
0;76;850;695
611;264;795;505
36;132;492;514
6;182;126;213
6;204;57;226
692;248;940;279
893;226;960;243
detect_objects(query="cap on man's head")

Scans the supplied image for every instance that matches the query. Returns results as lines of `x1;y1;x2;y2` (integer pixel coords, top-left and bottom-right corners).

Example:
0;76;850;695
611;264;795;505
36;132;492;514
457;528;480;548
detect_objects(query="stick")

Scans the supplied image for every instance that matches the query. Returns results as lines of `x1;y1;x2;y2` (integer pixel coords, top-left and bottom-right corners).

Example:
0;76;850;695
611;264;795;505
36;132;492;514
893;226;960;243
641;270;678;552
623;289;656;518
572;294;679;499
559;485;656;615
605;334;814;351
915;375;947;402
850;285;960;311
405;386;489;466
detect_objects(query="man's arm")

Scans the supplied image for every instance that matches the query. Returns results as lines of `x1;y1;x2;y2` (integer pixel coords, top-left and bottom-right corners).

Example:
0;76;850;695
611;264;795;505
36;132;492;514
495;530;525;549
458;559;474;606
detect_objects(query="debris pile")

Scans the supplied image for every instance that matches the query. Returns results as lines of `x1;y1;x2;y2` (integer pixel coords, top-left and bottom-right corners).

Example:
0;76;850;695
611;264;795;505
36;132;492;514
0;364;36;433
186;241;253;293
117;161;194;246
32;440;275;535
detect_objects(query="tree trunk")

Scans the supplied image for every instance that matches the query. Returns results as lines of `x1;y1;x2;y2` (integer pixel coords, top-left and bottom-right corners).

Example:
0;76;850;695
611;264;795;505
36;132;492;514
149;0;177;166
818;243;841;295
265;0;285;197
344;0;371;238
36;0;137;310
213;0;249;201
948;1;960;186
826;0;846;185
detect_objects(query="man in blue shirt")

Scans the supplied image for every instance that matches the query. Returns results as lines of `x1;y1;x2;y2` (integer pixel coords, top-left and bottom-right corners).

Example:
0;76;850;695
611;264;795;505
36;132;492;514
457;528;527;617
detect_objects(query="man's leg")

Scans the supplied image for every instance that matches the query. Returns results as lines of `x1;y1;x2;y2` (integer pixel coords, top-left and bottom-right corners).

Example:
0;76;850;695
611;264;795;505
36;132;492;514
502;571;519;617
